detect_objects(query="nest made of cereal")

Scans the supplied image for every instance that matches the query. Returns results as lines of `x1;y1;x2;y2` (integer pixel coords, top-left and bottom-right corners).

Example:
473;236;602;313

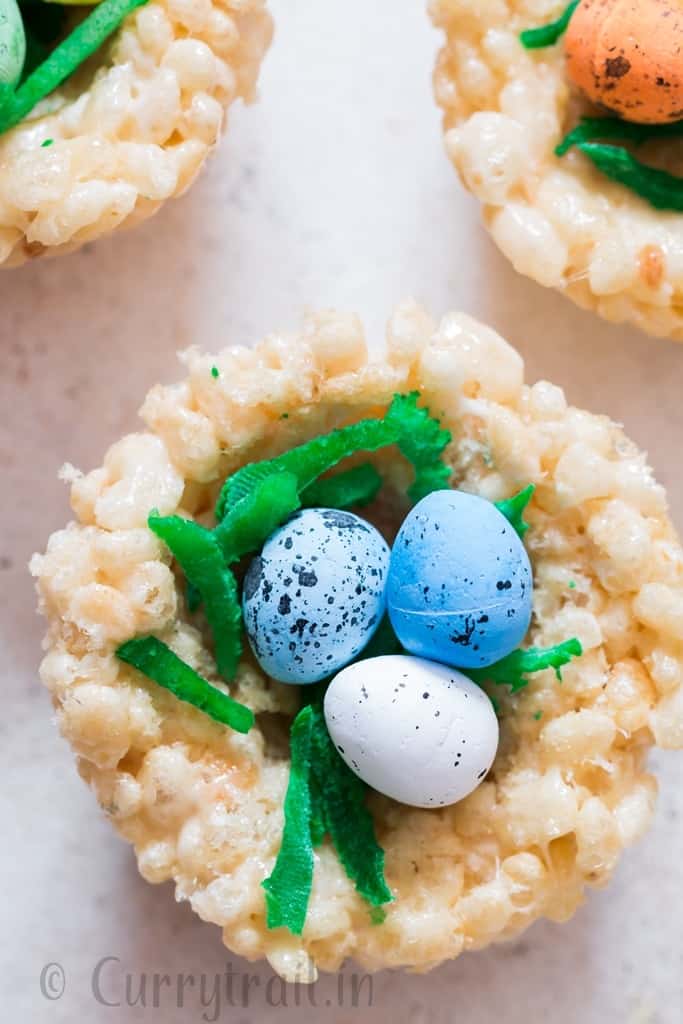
0;0;272;267
431;0;683;341
32;303;683;981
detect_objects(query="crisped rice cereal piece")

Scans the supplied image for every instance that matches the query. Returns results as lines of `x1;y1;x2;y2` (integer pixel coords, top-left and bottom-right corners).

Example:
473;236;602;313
0;1;272;267
430;0;683;340
32;304;683;980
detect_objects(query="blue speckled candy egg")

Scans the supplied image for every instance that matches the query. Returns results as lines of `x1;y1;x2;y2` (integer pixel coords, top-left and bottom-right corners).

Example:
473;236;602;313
242;508;390;684
387;490;532;669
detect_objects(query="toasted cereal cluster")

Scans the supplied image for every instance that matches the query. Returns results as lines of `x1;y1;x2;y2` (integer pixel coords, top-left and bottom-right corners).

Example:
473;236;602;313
430;0;683;340
32;303;683;980
0;0;272;267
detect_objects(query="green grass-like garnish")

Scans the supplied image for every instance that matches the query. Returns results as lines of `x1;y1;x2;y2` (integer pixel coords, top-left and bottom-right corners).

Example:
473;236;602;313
519;0;579;49
0;0;149;134
116;636;254;733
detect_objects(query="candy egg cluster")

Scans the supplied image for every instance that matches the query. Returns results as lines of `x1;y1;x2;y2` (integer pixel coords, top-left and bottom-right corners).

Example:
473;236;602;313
387;490;532;669
244;491;533;809
324;655;500;808
243;508;390;684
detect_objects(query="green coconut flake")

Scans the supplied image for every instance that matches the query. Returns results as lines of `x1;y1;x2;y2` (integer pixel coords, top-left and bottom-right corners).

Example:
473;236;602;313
148;513;242;680
20;2;67;82
467;638;583;694
555;116;683;158
186;579;202;613
0;0;150;135
495;484;535;538
310;704;393;911
301;463;383;510
116;636;254;733
308;770;328;848
217;392;451;519
574;142;683;212
262;706;315;935
387;394;452;502
520;0;579;49
214;471;301;565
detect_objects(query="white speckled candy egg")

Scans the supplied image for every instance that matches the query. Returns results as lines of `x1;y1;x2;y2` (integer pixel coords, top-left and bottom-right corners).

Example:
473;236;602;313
324;654;499;808
243;508;390;684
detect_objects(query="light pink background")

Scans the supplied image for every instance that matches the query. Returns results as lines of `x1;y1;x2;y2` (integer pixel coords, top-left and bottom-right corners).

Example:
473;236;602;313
2;2;681;1021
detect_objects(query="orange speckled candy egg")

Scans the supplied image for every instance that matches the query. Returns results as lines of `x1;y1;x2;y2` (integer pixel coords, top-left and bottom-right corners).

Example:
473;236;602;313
565;0;683;124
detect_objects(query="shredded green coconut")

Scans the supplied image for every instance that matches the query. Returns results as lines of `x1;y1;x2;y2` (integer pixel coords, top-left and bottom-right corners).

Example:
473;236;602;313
575;142;683;212
466;638;583;693
309;703;393;912
555;116;683;158
0;0;150;135
495;484;535;538
520;0;578;49
216;392;451;519
301;463;382;510
263;700;393;935
148;514;242;680
262;706;315;934
213;471;301;566
116;636;253;733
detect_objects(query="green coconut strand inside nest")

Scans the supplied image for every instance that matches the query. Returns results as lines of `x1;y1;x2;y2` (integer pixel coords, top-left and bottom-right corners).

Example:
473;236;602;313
216;392;451;520
466;638;583;693
262;706;316;934
301;463;383;510
263;702;393;936
116;636;254;733
495;484;535;538
0;0;150;133
520;0;579;49
148;514;243;680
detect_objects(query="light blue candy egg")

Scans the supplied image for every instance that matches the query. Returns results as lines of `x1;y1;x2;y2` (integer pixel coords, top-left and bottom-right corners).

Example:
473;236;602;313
243;508;390;684
387;490;532;669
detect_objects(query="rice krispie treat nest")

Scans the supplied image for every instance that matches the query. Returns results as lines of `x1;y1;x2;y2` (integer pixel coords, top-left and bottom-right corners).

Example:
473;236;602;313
430;0;683;340
32;303;683;981
0;1;271;267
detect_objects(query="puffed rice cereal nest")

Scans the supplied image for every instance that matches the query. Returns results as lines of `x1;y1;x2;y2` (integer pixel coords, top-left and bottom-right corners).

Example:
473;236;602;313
431;0;683;341
32;303;683;981
0;0;272;267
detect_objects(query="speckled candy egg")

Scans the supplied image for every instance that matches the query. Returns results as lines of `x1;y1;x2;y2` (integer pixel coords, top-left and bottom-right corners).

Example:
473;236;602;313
324;655;499;808
387;490;532;669
565;0;683;125
243;508;390;684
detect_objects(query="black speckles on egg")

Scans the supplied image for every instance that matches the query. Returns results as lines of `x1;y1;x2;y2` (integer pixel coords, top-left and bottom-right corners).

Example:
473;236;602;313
387;490;534;670
323;654;500;809
243;508;390;684
321;509;369;532
243;556;264;601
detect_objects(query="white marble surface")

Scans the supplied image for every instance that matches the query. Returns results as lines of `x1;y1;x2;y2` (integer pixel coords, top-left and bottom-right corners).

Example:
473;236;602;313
2;1;683;1021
